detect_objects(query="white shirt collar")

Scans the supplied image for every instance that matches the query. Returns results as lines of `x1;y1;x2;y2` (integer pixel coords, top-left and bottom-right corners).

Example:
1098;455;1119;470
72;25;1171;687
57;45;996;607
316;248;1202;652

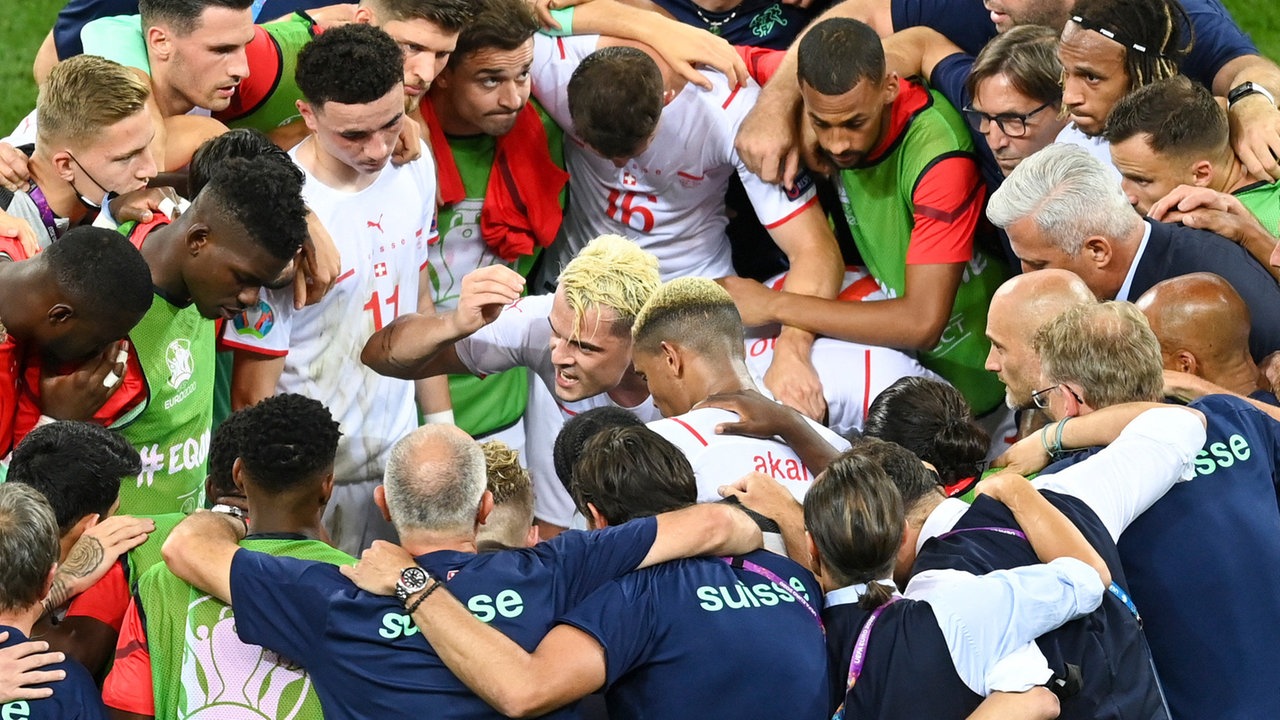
915;497;971;554
1115;219;1153;302
825;578;899;608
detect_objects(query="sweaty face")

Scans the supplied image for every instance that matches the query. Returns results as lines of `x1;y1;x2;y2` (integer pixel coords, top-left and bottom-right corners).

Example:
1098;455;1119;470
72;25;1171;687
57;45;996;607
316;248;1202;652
1109;135;1195;215
382;18;460;99
800;77;894;169
547;288;635;403
306;86;406;176
1057;22;1131;137
186;227;293;321
437;41;534;137
66;108;159;197
1005;216;1103;293
983;0;1070;33
984;299;1042;410
165;6;255;112
971;74;1066;176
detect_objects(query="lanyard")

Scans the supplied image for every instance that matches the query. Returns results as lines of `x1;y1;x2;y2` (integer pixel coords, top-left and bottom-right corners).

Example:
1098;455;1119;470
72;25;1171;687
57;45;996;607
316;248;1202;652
721;556;824;631
831;596;901;720
937;525;1141;625
25;185;59;246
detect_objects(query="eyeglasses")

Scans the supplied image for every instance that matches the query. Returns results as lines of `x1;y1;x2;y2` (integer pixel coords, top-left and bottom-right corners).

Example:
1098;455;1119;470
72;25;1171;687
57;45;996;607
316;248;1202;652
1031;384;1084;410
962;100;1056;138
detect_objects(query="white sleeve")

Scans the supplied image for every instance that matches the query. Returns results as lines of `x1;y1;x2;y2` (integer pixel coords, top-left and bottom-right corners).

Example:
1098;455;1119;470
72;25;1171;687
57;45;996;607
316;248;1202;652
910;558;1106;696
454;298;551;378
530;33;600;133
2;109;37;148
718;84;818;228
1033;406;1206;542
220;287;295;357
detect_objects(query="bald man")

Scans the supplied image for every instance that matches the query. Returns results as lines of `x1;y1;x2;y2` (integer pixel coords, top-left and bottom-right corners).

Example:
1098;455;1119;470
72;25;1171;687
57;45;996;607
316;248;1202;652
1136;274;1277;407
984;270;1097;412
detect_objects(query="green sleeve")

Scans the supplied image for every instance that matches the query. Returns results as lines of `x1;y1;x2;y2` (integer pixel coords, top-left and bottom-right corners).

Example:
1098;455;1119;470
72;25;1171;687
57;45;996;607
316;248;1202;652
81;15;152;74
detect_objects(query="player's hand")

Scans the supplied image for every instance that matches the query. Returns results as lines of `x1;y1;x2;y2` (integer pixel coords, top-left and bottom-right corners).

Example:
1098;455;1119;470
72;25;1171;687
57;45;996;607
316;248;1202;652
1259;351;1280;395
798;116;833;177
0;634;64;702
54;515;155;603
1160;369;1222;404
990;431;1051;476
453;265;526;335
303;2;358;29
1228;94;1280;182
718;471;800;523
109;186;184;226
0;210;40;257
763;347;826;422
715;276;778;326
532;0;594;30
1148;184;1269;245
735;91;801;188
294;211;341;308
340;540;417;596
392;115;424;167
645;20;749;91
698;387;802;438
0;143;31;192
973;471;1032;505
38;341;130;421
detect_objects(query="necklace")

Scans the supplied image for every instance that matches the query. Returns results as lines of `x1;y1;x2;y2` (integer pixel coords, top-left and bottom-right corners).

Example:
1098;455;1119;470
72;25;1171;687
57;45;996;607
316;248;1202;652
693;6;738;34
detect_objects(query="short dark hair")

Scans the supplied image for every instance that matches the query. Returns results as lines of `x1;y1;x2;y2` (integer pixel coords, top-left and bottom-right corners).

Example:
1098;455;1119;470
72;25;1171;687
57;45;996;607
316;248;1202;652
44;226;153;321
0;484;60;613
850;436;943;510
190;128;298;196
139;0;255;35
1103;75;1227;159
297;23;404;107
797;18;885;95
804;447;904;610
449;0;538;67
552;406;645;495
864;377;989;487
8;422;140;534
1069;0;1190;92
966;25;1062;106
237;394;341;494
571;425;696;525
373;0;473;33
199;155;308;261
208;408;253;498
568;47;663;160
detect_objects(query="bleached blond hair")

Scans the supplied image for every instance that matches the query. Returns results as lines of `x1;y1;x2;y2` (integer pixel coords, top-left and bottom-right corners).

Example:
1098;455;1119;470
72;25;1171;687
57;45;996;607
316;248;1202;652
558;234;661;340
633;277;744;357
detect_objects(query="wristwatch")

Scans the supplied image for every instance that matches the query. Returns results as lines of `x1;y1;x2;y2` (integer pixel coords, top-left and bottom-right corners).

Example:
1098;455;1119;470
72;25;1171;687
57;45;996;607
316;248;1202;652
395;566;431;605
1228;81;1276;108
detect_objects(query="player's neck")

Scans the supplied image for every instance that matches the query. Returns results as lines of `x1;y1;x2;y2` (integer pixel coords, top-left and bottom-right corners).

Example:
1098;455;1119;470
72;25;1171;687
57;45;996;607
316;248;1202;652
1220;153;1256;194
246;494;327;541
399;529;480;557
691;357;755;407
429;91;489;137
28;153;89;224
0;607;40;638
141;221;193;304
608;369;652;408
298;136;381;192
1207;354;1267;397
149;63;197;117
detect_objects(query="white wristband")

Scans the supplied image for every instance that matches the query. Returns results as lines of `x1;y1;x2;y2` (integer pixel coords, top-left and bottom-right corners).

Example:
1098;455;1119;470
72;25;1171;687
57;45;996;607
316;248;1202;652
423;410;455;425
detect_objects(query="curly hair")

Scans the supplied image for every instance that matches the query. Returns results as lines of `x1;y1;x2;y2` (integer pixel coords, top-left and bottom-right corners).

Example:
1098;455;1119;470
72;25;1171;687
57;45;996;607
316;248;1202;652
190;128;299;196
237;394;342;493
200;155;308;261
552;406;645;493
45;226;153;321
208;408;253;499
297;23;405;107
8;422;140;533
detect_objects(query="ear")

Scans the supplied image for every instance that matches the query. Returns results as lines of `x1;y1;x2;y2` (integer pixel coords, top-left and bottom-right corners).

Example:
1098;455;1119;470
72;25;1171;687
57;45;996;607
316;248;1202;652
50;150;76;183
353;5;376;24
186;223;210;256
475;490;494;527
586;502;608;529
231;457;247;493
883;72;900;106
660;340;684;378
319;471;335;506
47;303;75;326
39;563;58;604
65;513;99;551
1082;235;1112;268
1173;349;1199;375
662;87;678;107
146;24;172;61
374;484;392;522
1190;160;1214;187
524;523;541;548
298;101;319;134
1062;382;1086;417
805;531;821;577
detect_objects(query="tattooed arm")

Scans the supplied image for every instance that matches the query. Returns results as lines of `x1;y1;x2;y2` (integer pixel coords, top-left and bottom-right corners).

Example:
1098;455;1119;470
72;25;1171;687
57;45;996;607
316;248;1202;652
41;515;153;616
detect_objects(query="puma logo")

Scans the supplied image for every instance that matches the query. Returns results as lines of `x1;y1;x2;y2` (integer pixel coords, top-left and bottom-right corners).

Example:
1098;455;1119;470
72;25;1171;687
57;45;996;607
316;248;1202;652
367;215;384;233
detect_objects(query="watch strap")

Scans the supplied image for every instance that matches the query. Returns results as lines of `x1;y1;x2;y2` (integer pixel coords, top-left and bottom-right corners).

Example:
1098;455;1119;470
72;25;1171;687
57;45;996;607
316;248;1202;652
1229;82;1276;108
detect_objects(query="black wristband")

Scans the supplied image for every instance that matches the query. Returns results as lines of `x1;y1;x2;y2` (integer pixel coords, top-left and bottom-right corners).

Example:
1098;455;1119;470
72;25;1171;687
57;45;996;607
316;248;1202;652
405;578;442;614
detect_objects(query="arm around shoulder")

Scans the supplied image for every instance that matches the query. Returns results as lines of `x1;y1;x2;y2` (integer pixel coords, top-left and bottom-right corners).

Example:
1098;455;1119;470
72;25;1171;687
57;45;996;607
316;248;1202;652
161;511;247;604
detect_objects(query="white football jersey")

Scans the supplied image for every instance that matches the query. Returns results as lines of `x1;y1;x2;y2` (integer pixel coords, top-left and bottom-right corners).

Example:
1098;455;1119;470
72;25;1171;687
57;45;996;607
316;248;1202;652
530;34;818;283
221;139;436;483
649;407;851;502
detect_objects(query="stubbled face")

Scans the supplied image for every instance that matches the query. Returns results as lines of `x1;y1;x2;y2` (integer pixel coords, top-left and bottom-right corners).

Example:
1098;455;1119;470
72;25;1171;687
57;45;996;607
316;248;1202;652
185;227;292;321
381;17;460;99
304;86;406;176
162;6;255;112
1058;22;1130;137
436;41;534;137
971;74;1066;176
800;76;895;169
985;296;1043;410
1109;134;1196;215
983;0;1070;33
65;108;158;197
547;287;635;403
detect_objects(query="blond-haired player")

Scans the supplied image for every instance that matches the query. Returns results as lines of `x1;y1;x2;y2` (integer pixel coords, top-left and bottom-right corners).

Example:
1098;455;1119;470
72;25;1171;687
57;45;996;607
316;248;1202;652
476;440;538;550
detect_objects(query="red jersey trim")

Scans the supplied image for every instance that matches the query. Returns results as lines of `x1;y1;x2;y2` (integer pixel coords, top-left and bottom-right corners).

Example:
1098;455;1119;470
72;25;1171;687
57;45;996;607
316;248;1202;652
669;416;709;446
220;337;289;357
762;195;819;230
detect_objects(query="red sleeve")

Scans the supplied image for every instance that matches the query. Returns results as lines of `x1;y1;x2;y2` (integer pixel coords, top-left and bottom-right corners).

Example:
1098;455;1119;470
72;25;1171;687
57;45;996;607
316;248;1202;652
18;343;147;432
65;560;130;632
102;597;155;715
215;25;284;123
904;154;986;265
735;46;785;86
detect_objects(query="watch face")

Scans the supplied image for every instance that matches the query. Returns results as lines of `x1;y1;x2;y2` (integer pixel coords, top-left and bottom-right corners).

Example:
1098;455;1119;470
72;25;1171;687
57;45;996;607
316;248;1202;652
397;566;430;597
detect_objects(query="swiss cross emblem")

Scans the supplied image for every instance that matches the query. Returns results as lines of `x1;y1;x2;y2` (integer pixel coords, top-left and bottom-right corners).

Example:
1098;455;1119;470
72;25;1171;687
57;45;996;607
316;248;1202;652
622;171;638;187
374;262;388;277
